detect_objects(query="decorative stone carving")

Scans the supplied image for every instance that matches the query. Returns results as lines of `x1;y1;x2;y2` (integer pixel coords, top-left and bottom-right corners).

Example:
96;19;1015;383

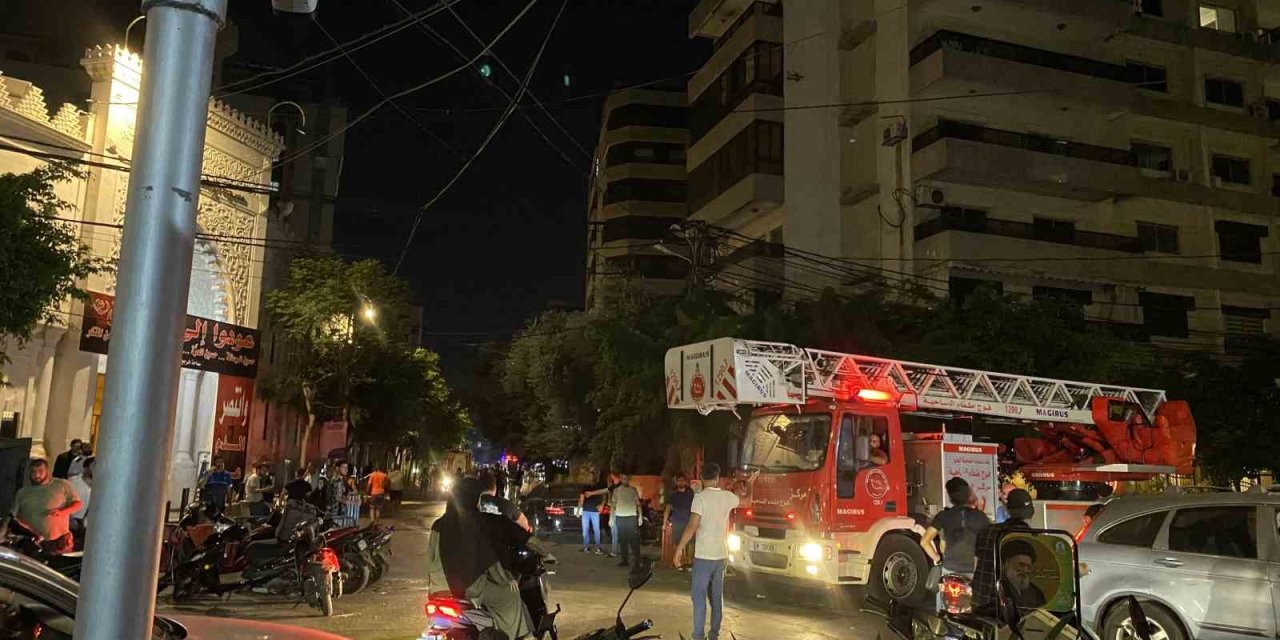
50;104;84;139
208;98;284;158
202;146;255;183
197;198;256;324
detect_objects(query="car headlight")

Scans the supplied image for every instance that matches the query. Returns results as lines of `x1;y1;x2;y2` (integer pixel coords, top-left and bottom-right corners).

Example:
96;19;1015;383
441;476;453;490
799;542;823;562
727;533;742;552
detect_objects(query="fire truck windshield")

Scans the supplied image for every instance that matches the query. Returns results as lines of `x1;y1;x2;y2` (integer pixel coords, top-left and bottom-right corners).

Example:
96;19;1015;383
741;413;832;473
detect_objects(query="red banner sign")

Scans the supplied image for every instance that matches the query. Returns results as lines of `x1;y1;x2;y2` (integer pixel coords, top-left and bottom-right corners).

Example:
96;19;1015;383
213;375;253;473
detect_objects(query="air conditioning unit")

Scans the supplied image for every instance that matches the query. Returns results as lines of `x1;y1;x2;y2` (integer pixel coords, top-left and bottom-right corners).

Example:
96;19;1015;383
882;121;909;147
914;185;946;207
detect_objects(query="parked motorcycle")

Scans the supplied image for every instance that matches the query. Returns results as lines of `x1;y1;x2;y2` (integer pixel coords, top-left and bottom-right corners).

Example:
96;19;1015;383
3;520;82;580
422;557;655;640
163;502;341;616
322;521;393;594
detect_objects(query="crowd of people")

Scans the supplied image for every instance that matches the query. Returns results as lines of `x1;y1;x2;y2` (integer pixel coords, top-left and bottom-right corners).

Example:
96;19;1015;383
199;457;408;527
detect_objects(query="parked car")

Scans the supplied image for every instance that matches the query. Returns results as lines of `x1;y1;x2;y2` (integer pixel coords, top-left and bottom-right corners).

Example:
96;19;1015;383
0;546;350;639
523;483;602;533
1079;490;1279;640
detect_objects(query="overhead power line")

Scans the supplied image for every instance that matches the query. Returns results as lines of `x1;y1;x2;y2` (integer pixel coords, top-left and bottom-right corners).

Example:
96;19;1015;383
394;0;569;275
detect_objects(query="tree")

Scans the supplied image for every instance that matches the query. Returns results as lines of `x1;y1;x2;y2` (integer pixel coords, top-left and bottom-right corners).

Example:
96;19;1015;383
262;256;412;462
0;164;108;364
351;346;471;459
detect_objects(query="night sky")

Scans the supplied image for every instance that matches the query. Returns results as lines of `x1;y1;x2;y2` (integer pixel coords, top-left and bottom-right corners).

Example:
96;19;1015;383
224;0;706;379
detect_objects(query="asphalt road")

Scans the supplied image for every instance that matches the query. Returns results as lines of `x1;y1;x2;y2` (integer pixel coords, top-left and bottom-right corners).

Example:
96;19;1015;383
159;500;884;640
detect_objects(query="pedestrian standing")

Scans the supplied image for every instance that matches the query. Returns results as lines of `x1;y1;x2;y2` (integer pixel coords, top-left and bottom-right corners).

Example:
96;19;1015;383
202;458;234;511
285;468;312;502
611;474;642;567
68;456;93;547
674;464;747;640
663;472;695;570
973;488;1036;608
52;440;82;480
919;477;989;610
994;482;1016;524
328;461;359;527
244;464;267;516
10;459;82;555
579;479;606;554
366;465;389;524
388;465;405;515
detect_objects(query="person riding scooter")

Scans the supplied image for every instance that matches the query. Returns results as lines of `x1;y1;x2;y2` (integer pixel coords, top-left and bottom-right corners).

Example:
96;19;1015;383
427;478;534;640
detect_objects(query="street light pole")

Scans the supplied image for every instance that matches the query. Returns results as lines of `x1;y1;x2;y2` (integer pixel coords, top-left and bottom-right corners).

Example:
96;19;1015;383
74;2;227;639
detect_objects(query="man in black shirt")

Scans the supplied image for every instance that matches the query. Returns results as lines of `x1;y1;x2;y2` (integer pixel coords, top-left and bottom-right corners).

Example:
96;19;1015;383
52;440;83;480
919;477;989;610
479;470;530;531
284;468;313;502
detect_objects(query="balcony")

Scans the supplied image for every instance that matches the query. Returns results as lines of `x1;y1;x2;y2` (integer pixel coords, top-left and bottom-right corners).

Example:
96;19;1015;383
912;0;1132;41
909;31;1280;138
915;208;1143;253
912;120;1280;216
1126;15;1280;63
690;0;767;40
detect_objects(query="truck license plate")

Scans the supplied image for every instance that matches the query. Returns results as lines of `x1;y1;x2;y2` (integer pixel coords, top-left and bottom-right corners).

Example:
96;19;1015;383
753;542;775;553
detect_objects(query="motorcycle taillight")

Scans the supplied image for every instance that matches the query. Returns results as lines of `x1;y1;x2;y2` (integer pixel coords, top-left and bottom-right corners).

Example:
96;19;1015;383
425;599;462;620
940;574;973;615
312;547;340;573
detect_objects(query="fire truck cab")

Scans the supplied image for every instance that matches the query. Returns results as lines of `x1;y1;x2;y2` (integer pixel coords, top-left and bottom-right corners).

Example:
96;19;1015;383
665;338;1195;605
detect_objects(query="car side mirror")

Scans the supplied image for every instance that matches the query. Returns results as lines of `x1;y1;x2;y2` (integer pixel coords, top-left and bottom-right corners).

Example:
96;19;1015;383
1125;596;1153;640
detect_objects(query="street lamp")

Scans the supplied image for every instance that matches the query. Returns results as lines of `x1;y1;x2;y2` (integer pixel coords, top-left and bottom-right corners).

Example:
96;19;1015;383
361;304;377;323
267;100;307;136
124;16;146;53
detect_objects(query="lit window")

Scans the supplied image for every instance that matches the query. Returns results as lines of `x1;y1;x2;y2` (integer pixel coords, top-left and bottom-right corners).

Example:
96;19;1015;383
1199;5;1237;32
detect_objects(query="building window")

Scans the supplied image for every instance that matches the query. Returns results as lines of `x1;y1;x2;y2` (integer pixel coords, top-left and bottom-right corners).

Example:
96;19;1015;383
1137;222;1180;254
688;121;785;212
1204;77;1244;107
690;41;785;142
1215;220;1268;263
1140;292;1194;339
1223;306;1269;355
1273;174;1280;197
1139;0;1163;16
605;104;687;131
1126;62;1168;93
1033;286;1093;316
1268;99;1280;122
1199;4;1237;32
1210;155;1250;185
1132;142;1171;174
1033;217;1076;244
949;277;1003;305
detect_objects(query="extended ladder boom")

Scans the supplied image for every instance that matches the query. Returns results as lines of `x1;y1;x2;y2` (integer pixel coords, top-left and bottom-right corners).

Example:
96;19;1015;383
664;338;1167;425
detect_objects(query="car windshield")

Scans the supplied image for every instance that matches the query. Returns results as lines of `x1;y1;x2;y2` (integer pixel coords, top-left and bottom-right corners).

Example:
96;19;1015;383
741;412;832;472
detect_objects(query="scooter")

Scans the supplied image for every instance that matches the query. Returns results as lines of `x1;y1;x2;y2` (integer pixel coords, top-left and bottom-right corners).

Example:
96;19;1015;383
863;528;1157;640
422;541;559;640
422;556;658;640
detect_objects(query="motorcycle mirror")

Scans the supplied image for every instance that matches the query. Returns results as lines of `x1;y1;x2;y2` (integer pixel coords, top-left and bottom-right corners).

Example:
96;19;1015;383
627;560;654;591
1125;596;1153;640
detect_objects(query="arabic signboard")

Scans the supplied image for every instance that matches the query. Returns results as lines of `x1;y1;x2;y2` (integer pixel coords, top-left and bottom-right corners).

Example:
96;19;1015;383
212;375;252;473
915;395;1095;425
78;292;259;378
943;442;999;520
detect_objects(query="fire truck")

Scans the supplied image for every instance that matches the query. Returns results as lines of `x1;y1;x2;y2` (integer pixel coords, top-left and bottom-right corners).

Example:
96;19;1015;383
665;338;1195;604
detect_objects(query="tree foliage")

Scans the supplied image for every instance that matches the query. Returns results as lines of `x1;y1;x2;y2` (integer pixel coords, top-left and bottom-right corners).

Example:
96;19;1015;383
263;255;464;460
482;279;1266;483
0;164;109;364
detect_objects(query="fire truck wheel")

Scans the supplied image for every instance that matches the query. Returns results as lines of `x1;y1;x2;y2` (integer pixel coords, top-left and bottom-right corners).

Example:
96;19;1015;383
869;535;930;607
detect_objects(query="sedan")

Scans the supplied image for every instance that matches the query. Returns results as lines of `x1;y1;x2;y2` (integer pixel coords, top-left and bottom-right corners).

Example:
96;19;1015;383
523;484;607;534
0;546;350;639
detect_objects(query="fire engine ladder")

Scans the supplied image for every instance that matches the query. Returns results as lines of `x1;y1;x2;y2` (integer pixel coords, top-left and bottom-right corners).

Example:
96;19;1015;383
734;340;1167;424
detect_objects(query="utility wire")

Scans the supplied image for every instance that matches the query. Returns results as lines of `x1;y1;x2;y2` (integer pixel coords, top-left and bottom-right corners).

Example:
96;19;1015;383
214;0;465;97
393;0;568;275
385;0;587;175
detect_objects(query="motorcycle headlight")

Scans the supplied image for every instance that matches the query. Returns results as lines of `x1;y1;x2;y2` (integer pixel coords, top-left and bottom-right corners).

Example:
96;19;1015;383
727;533;742;552
799;543;823;562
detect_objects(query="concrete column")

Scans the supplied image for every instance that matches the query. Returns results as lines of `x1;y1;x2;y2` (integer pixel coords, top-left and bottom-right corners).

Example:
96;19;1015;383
167;369;200;505
42;331;97;458
28;342;58;459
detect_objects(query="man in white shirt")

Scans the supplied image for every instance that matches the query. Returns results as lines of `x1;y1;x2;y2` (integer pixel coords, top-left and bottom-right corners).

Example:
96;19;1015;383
68;457;93;538
244;464;267;516
674;464;749;640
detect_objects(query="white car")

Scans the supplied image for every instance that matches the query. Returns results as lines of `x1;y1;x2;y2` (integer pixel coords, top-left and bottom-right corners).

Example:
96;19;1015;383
0;546;350;639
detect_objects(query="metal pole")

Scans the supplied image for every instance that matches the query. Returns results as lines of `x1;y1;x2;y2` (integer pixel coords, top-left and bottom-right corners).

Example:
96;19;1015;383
74;2;226;638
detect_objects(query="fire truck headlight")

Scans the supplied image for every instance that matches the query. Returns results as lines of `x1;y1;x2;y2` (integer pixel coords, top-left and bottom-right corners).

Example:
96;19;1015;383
799;543;823;562
727;533;742;552
441;476;453;491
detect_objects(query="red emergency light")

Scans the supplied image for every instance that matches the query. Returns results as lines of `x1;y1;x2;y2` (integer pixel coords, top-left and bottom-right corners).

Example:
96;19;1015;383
856;388;893;403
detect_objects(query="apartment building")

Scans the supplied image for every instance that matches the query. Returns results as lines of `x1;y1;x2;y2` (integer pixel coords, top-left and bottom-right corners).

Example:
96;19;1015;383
686;0;1280;353
585;81;690;309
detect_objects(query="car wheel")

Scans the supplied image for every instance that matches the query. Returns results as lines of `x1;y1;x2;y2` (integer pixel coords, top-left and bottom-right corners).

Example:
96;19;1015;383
1103;600;1183;640
868;534;931;607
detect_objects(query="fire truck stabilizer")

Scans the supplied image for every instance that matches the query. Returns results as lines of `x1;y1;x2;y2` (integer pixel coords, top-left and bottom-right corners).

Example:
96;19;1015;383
665;338;1197;604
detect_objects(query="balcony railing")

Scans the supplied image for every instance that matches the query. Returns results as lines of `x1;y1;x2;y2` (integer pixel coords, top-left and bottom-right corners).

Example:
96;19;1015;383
915;208;1144;253
913;119;1136;167
713;1;783;51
